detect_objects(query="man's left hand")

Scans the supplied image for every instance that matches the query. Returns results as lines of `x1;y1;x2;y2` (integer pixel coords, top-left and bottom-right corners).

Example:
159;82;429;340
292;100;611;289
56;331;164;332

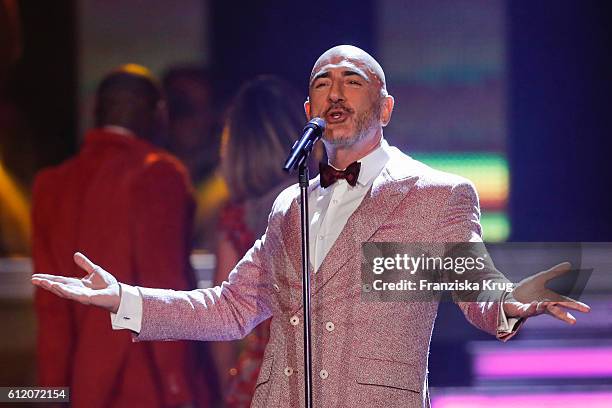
503;262;591;324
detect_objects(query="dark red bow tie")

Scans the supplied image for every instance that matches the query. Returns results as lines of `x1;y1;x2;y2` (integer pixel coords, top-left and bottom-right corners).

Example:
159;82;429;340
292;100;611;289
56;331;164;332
319;161;361;188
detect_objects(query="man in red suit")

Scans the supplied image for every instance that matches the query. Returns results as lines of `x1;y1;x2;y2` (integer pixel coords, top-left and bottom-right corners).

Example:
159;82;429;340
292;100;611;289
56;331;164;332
31;65;214;407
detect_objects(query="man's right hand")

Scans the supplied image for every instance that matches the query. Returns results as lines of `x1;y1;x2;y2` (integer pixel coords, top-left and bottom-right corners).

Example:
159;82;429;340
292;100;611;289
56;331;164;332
32;252;121;313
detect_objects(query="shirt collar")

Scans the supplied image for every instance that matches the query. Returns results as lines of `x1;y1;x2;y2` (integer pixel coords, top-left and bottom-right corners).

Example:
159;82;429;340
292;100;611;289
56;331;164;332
102;125;135;137
355;137;391;187
320;137;391;191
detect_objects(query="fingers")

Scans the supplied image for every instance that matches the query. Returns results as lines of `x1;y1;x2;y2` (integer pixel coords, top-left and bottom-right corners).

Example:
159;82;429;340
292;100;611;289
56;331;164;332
539;262;572;281
512;298;588;324
32;276;66;293
32;277;70;301
73;252;100;276
543;290;591;313
32;274;78;285
32;277;89;304
32;276;62;294
552;298;590;313
545;303;576;324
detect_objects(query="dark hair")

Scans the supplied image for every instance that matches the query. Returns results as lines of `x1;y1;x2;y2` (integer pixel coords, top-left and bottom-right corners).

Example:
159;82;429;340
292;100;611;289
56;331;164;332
222;76;304;201
162;65;214;119
94;64;162;138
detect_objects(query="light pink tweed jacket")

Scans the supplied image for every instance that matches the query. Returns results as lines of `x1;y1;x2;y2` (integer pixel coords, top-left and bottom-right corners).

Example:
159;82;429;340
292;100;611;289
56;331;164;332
136;146;516;407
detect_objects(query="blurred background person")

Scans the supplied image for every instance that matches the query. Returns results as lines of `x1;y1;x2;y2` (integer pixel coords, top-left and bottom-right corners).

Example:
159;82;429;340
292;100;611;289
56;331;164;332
0;0;32;256
212;75;323;407
31;64;216;407
162;65;229;251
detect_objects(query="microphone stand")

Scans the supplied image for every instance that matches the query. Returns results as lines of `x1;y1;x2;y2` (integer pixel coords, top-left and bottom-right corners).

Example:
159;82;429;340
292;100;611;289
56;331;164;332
297;160;314;408
283;117;324;408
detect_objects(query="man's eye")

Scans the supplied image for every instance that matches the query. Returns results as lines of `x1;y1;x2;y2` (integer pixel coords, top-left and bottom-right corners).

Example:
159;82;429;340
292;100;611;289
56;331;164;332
315;82;329;88
348;80;362;86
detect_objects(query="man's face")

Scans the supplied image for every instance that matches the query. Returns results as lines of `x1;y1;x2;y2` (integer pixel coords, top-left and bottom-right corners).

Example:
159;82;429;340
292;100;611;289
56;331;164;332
306;57;383;146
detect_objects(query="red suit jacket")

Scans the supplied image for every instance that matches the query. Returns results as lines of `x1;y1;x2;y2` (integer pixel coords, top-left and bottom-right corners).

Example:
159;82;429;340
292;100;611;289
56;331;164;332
32;128;210;407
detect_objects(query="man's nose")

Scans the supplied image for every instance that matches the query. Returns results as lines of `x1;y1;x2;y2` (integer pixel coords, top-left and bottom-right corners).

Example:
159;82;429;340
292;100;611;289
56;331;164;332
328;80;345;102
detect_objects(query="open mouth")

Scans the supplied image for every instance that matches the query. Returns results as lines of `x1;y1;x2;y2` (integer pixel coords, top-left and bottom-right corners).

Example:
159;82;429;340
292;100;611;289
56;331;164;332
326;108;350;124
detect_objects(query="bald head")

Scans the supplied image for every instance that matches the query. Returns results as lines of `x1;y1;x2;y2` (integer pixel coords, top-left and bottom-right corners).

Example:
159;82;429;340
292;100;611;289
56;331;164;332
310;45;387;96
305;45;395;167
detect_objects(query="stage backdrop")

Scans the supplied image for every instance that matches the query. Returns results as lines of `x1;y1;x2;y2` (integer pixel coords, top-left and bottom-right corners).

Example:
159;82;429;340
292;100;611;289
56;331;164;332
378;0;509;241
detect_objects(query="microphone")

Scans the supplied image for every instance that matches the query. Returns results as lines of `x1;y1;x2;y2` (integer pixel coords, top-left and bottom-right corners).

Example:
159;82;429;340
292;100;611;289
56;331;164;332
283;117;326;173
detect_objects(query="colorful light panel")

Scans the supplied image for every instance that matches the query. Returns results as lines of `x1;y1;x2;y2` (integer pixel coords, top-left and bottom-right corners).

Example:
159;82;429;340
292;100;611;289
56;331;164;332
432;391;612;408
411;153;510;241
474;346;612;379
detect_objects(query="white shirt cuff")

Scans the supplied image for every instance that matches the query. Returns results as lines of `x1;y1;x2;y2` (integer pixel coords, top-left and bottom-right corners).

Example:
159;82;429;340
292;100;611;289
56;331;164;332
110;283;143;333
498;291;520;334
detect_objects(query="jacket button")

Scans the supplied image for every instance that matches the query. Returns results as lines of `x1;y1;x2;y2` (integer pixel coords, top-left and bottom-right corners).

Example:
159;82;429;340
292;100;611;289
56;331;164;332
290;316;299;326
325;321;335;332
319;369;329;379
273;283;280;292
284;367;294;376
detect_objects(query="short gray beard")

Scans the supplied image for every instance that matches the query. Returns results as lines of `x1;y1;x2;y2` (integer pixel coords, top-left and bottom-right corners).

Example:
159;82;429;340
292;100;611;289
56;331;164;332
323;99;382;147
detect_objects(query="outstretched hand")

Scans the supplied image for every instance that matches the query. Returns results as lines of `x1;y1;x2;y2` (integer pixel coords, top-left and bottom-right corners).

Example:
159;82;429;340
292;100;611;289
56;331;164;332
503;262;590;324
31;252;121;313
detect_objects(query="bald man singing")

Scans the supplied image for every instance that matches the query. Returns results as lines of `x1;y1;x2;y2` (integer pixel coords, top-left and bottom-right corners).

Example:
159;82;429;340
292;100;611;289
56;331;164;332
33;46;589;408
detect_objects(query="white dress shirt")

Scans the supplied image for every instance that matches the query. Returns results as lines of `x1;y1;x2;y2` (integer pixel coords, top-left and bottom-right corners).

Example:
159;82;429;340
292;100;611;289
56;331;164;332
111;138;517;334
309;138;391;272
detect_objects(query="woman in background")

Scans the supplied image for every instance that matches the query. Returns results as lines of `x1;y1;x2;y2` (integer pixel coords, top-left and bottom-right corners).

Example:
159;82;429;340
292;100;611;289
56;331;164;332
212;75;323;407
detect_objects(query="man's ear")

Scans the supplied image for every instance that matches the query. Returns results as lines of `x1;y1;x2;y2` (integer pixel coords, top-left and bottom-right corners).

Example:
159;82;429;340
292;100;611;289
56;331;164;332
380;95;394;127
304;98;311;120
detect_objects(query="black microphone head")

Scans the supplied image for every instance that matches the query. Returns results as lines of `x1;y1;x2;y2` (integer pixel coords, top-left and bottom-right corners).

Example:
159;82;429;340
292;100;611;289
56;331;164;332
284;117;326;173
304;117;326;134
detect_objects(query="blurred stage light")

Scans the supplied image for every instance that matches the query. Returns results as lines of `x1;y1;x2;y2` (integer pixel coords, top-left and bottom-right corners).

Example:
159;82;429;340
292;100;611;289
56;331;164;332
411;152;510;241
474;346;612;379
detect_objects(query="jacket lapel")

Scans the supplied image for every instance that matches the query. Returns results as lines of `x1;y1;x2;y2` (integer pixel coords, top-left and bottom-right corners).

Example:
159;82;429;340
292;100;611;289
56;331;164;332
282;148;421;305
312;159;418;295
281;176;320;277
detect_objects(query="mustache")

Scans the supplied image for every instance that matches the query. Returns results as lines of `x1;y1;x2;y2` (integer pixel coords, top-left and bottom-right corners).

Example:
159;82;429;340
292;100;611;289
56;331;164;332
323;103;354;116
